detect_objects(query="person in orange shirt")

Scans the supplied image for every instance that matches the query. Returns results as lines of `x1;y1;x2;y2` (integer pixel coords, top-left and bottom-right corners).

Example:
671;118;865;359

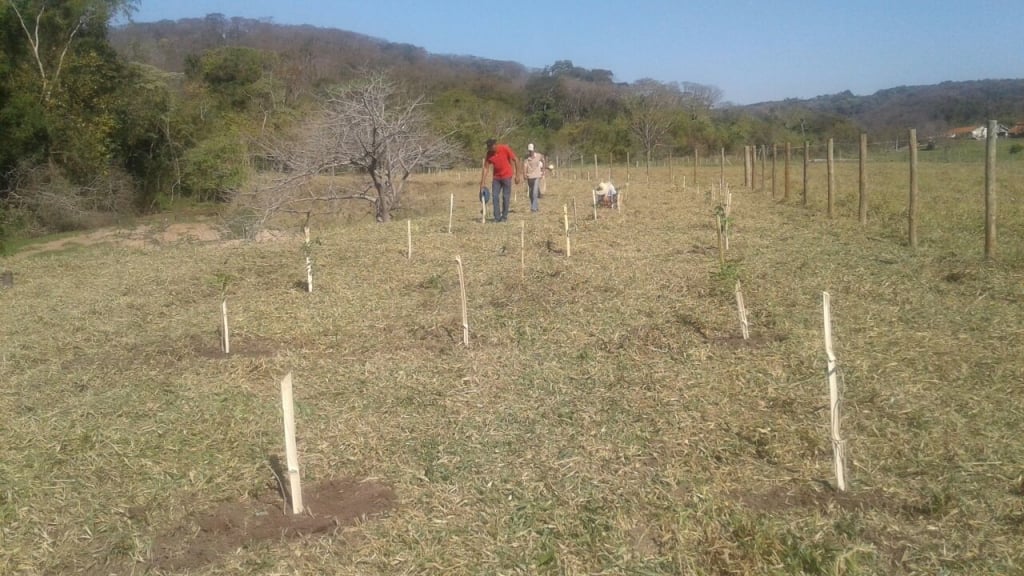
480;138;520;222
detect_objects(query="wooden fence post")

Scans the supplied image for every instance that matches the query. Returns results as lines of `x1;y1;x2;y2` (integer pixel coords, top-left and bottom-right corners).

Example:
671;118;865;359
771;144;777;199
859;133;868;225
827;138;836;219
784;142;791;201
985;119;997;260
744;145;751;188
720;147;726;192
693;148;699;188
908;128;919;248
803;141;810;207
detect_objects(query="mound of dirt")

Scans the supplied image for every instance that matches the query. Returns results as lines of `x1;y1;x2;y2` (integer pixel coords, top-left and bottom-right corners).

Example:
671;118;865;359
149;477;395;572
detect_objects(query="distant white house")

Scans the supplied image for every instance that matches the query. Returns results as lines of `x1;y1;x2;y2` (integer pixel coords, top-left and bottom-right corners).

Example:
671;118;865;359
946;124;1011;139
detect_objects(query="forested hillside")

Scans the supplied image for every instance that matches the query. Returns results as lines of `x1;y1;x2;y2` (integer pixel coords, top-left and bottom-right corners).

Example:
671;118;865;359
2;6;1020;244
745;80;1024;140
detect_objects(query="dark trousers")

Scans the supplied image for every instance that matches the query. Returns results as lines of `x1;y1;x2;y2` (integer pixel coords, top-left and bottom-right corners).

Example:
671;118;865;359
492;178;512;221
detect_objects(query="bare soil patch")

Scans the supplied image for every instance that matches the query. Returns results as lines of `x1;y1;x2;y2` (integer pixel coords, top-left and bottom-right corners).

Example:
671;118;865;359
148;477;395;573
13;219;297;256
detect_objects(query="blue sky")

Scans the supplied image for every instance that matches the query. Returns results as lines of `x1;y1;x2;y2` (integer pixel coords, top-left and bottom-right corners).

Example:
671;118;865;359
124;0;1022;105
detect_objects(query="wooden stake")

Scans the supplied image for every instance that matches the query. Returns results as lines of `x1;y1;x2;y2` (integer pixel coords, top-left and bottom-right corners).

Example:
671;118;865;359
280;372;304;513
448;193;454;234
803;140;810;207
735;282;749;340
592;189;598;221
827;138;836;218
822;292;847;492
481;198;486;224
985;119;997;260
572;197;578;228
716;214;726;266
221;297;230;354
563;205;571;258
858;133;868;224
304;224;313;293
455;256;469;346
909;129;918;248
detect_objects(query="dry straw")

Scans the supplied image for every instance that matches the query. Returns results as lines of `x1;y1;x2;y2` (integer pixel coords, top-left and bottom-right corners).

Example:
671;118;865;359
4;158;1023;574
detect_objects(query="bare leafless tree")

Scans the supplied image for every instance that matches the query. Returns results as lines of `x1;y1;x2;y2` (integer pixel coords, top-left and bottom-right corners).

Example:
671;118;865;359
244;71;455;225
627;80;682;174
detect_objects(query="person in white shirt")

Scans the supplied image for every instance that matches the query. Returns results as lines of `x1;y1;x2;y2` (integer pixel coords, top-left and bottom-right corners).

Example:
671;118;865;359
595;181;617;207
522;143;546;212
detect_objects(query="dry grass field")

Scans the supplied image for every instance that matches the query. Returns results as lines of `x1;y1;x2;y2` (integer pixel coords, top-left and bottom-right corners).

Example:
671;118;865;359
2;148;1023;575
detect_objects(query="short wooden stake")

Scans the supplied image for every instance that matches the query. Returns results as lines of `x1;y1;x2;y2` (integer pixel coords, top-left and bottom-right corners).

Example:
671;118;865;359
280;372;304;514
221;298;230;354
563;205;571;258
455;256;469;346
822;292;848;492
303;224;313;293
735;282;749;340
448;193;454;234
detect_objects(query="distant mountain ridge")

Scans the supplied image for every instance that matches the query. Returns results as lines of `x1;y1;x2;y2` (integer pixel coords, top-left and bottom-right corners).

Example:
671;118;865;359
740;80;1024;138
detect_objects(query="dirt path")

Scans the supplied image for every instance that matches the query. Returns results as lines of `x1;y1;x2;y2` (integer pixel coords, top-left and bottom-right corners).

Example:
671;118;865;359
10;219;293;258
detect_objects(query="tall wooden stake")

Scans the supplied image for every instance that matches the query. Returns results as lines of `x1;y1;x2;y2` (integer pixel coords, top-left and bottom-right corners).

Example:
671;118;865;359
221;297;230;354
985;120;997;260
448;193;454;234
304;224;313;293
280;372;304;513
481;197;486;224
827;138;836;218
858;133;868;224
822;292;847;492
716;214;726;267
803;140;810;206
455;256;469;346
693;148;699;188
735;281;749;340
784;142;791;201
563;205;571;258
592;188;598;221
908;129;919;248
720;147;726;192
